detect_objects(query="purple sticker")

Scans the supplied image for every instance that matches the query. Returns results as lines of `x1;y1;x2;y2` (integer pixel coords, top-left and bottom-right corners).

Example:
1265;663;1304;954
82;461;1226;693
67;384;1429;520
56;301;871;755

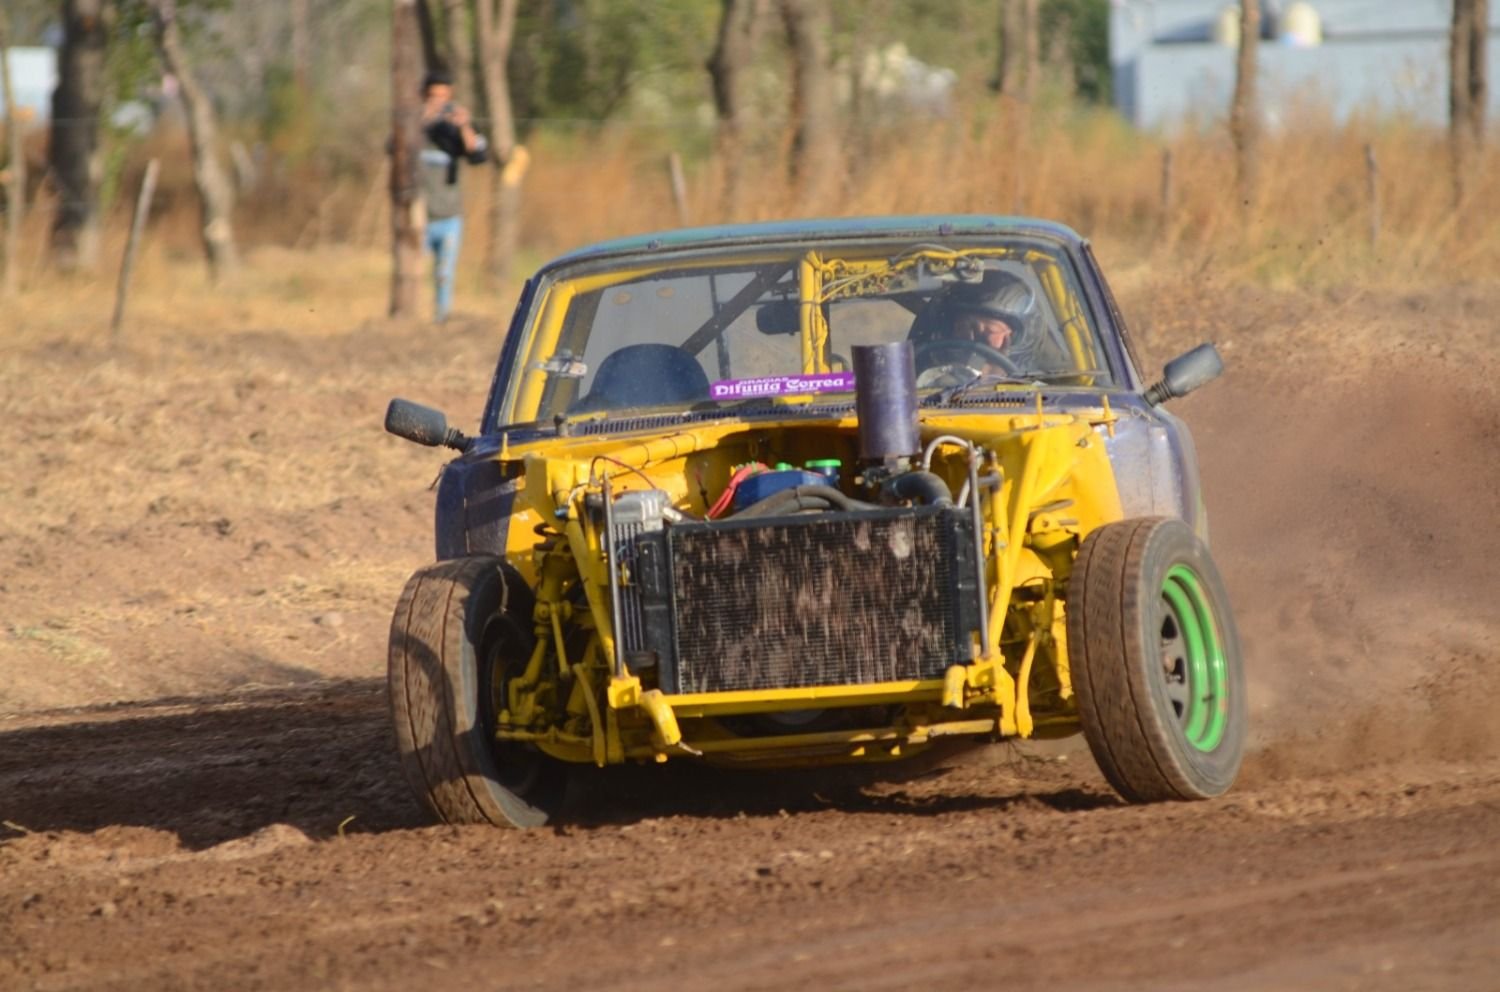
709;371;856;399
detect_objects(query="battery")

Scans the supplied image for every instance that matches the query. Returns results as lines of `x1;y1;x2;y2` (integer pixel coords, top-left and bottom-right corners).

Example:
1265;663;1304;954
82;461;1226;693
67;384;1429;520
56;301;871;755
732;467;828;511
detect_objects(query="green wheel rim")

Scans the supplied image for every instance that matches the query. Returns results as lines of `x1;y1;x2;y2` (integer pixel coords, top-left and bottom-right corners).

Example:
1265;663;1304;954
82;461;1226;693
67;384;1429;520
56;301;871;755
1159;565;1229;752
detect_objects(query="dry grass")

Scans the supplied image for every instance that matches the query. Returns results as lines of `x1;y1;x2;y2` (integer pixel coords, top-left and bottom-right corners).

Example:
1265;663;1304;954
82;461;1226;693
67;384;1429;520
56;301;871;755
493;103;1500;291
8;101;1495;340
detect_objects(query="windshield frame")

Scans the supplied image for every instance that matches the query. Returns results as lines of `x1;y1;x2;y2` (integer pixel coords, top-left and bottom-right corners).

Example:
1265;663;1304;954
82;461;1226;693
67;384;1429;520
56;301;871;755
482;230;1123;434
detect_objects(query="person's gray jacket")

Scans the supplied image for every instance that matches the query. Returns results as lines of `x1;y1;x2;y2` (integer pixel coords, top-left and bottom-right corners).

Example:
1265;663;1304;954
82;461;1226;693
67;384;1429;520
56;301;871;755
420;119;489;220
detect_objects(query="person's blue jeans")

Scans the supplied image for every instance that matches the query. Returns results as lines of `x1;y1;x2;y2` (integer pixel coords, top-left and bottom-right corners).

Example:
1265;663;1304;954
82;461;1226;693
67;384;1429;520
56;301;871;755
425;215;463;322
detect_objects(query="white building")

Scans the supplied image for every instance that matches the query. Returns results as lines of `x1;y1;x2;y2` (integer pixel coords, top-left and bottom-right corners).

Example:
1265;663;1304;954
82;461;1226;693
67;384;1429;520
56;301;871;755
1;47;56;123
1111;1;1500;129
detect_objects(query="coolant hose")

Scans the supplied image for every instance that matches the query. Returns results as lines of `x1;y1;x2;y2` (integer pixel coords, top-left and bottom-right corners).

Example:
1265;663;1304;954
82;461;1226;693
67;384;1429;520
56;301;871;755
885;470;953;506
735;485;879;518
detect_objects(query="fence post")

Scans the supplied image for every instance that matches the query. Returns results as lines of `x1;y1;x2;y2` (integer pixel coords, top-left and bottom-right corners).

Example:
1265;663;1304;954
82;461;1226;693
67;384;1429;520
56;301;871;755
110;158;161;340
1159;147;1175;223
667;151;690;227
1;22;24;297
1364;143;1380;250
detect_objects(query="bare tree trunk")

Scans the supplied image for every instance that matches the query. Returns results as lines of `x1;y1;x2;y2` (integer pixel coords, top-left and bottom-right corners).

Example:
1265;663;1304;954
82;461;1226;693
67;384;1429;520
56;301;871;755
1023;0;1040;101
415;0;442;82
708;0;762;219
779;0;839;212
1047;6;1073;95
474;0;523;290
48;0;109;273
995;0;1016;94
1229;0;1260;210
1470;0;1489;146
390;0;426;317
1450;0;1488;208
290;0;310;89
1;9;26;296
1450;0;1474;208
995;0;1037;100
440;0;470;101
841;0;877;156
150;0;239;282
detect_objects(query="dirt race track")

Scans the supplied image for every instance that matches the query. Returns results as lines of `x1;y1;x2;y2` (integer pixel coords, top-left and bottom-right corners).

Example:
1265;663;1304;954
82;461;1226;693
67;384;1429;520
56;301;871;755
3;272;1499;990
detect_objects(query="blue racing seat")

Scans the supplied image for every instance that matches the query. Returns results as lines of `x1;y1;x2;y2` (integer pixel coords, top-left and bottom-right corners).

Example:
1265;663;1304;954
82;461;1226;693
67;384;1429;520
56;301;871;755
569;343;711;413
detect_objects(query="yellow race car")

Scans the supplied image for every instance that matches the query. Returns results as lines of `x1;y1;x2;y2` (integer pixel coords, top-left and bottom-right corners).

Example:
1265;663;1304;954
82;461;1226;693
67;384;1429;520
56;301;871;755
384;216;1245;827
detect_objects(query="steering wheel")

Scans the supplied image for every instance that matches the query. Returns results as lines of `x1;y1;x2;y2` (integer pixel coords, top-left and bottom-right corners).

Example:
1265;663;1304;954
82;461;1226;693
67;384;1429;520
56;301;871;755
913;338;1022;376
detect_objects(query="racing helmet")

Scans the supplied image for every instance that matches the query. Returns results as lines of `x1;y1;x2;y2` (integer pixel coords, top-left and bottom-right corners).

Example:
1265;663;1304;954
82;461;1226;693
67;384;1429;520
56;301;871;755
945;270;1043;364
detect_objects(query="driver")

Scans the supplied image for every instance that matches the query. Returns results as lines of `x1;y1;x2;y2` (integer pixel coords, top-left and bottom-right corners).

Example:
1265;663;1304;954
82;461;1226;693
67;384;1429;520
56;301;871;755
945;271;1041;371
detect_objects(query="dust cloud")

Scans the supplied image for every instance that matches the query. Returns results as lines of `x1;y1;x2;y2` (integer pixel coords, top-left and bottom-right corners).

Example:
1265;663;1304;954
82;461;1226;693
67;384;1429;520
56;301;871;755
1162;295;1500;777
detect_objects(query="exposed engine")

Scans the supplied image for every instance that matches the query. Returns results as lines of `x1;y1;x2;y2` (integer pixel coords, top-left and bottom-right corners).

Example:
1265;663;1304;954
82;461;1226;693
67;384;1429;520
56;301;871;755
604;341;989;700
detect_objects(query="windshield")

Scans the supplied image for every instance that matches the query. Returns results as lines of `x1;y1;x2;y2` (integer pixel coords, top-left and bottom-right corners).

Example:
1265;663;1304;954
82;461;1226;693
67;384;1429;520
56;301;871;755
499;239;1113;426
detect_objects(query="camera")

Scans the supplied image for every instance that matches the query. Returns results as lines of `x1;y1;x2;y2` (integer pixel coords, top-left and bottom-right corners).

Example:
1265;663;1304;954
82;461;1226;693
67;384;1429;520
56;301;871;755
425;108;464;155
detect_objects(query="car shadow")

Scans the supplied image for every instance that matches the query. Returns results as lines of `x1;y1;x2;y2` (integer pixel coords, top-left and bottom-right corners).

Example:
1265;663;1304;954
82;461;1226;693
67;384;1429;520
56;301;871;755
0;678;1116;850
559;746;1118;828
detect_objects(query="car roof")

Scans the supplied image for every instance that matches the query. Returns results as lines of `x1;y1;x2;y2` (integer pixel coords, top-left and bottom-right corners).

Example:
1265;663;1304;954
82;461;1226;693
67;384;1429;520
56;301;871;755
541;214;1085;272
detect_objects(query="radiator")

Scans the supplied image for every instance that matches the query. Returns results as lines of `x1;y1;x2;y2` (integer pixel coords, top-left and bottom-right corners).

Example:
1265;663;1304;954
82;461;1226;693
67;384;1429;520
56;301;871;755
616;505;981;695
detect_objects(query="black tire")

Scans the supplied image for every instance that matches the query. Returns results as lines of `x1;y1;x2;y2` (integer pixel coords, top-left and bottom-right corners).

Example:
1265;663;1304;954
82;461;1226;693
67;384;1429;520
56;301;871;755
388;555;568;827
1067;518;1246;802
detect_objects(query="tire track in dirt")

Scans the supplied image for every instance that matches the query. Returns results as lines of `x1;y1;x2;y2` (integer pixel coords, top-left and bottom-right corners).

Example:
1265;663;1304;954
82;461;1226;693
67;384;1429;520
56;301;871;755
0;682;423;848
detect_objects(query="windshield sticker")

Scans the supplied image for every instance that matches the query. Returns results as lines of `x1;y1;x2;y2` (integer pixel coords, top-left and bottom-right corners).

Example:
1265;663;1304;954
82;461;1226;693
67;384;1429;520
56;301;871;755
710;371;856;399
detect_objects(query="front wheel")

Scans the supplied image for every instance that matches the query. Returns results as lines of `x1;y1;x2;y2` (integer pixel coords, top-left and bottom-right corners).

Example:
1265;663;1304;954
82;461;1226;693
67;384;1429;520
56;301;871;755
388;556;568;827
1067;518;1247;802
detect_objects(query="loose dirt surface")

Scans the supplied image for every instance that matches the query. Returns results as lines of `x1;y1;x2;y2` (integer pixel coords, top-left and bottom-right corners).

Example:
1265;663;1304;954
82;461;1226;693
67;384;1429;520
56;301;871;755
3;273;1499;990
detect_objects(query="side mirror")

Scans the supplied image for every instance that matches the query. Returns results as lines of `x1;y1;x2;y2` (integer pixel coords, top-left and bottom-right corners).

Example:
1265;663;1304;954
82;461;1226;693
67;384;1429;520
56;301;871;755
385;398;470;450
1144;343;1224;406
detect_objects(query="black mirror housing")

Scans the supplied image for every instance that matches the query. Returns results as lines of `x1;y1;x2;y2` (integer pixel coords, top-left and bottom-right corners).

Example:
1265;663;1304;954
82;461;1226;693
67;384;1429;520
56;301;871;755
385;398;469;450
1144;343;1224;406
755;300;801;335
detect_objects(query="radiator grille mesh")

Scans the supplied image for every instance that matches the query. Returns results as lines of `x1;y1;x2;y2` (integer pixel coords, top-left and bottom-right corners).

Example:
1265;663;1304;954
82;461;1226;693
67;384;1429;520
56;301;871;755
666;512;969;694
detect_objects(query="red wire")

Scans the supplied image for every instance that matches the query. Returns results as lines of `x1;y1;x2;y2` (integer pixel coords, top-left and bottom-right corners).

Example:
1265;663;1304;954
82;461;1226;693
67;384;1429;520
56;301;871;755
707;463;764;518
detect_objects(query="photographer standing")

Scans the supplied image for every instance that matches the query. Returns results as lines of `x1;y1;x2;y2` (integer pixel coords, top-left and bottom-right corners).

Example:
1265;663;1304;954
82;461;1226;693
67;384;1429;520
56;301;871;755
418;70;488;323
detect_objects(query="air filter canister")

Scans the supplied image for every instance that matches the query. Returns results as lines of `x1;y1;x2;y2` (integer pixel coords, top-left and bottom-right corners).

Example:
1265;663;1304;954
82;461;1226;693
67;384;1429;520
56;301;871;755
852;341;919;462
